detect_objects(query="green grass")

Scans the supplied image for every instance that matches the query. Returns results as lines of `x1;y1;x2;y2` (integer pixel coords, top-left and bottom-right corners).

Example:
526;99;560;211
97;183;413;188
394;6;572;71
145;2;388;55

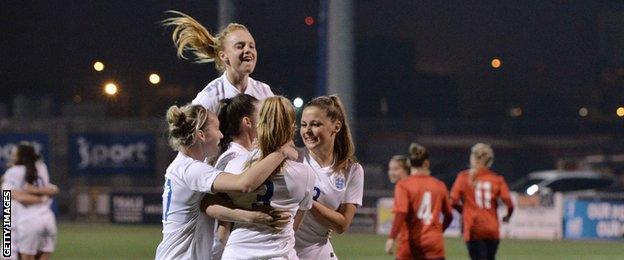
53;222;624;259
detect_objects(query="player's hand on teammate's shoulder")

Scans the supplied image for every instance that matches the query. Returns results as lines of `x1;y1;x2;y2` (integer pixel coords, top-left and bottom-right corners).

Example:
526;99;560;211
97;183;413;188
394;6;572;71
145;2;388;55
278;140;298;161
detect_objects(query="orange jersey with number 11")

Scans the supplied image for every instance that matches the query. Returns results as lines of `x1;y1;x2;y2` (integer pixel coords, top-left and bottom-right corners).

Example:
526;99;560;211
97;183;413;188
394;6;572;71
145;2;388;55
450;169;513;241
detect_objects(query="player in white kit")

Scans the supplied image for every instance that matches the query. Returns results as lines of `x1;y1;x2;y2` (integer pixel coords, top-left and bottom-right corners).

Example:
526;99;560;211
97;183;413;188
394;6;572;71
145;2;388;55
2;142;59;260
162;11;274;114
215;94;259;168
155;103;297;260
221;96;316;260
295;96;364;260
209;94;260;259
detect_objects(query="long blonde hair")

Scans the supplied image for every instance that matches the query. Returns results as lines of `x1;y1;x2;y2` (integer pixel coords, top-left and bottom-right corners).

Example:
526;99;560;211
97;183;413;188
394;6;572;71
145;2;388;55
305;95;357;174
162;10;249;72
254;96;296;171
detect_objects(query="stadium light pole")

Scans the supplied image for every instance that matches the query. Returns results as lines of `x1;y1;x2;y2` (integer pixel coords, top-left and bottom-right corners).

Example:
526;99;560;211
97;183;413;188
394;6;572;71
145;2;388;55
325;0;355;138
219;0;236;29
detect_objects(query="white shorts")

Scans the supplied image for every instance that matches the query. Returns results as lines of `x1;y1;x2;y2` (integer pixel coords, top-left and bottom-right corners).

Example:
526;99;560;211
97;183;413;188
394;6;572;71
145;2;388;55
295;241;338;260
17;212;57;255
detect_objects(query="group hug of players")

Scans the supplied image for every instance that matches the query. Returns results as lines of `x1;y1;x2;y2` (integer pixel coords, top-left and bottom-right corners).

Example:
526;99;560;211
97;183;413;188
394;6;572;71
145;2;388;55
156;11;513;260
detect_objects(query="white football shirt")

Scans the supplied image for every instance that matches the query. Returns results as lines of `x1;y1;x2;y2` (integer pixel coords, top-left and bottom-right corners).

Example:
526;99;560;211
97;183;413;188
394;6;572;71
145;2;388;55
192;72;274;113
294;149;364;258
215;142;251;171
2;161;56;258
2;161;53;225
155;152;223;260
211;142;252;260
221;151;316;259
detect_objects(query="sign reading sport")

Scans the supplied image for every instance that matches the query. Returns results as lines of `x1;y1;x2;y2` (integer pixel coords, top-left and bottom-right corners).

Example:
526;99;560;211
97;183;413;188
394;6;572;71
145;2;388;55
69;133;155;176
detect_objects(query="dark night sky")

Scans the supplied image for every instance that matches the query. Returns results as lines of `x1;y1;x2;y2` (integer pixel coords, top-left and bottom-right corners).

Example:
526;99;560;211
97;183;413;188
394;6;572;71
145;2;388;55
2;1;624;128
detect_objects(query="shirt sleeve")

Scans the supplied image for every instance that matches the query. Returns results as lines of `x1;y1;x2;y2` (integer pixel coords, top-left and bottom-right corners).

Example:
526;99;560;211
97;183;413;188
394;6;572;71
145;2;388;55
36;161;50;185
343;164;364;206
2;168;21;190
182;162;223;194
192;90;221;114
215;152;236;171
225;151;258;175
298;166;316;211
499;176;514;209
440;182;452;216
262;82;274;97
389;212;406;239
450;173;463;205
393;181;409;214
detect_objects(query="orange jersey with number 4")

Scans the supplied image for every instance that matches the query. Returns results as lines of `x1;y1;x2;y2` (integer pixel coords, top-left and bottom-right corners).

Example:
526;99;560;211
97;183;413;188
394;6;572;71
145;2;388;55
393;175;452;259
450;169;513;241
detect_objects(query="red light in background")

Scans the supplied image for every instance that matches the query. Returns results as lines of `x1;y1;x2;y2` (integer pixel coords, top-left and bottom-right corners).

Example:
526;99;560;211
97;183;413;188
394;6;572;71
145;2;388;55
305;16;314;26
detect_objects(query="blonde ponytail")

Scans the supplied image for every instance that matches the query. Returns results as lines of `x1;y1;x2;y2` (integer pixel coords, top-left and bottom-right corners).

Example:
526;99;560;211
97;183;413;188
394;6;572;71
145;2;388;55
162;10;251;72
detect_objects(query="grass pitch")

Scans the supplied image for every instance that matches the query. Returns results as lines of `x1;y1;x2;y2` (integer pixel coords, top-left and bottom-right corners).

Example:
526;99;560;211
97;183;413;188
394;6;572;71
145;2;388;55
52;222;623;259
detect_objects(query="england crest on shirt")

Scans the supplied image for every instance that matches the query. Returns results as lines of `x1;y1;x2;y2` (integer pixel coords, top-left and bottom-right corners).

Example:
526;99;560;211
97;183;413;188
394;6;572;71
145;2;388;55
334;175;346;189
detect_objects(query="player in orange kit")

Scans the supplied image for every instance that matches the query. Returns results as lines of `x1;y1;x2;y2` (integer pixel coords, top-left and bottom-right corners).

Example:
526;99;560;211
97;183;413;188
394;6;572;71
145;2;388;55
450;143;514;260
386;155;411;257
385;143;453;260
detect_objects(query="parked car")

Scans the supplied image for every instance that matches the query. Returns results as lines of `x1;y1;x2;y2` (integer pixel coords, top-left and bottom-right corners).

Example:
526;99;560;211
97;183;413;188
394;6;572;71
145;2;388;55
511;170;617;195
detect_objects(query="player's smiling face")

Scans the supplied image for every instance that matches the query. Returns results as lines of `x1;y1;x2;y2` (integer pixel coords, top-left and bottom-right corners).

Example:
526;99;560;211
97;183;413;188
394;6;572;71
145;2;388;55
300;106;341;153
220;29;257;76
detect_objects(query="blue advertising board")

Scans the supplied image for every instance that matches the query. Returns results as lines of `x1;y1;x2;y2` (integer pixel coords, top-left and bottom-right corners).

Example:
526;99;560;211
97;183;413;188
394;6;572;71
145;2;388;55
0;133;49;174
563;198;624;239
69;133;155;176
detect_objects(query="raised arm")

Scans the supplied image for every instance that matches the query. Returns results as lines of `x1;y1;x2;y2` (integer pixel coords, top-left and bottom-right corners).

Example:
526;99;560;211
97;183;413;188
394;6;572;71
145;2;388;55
212;142;297;193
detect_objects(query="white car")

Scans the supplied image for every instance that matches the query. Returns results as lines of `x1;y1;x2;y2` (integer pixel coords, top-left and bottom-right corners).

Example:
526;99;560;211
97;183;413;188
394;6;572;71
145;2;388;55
511;170;616;195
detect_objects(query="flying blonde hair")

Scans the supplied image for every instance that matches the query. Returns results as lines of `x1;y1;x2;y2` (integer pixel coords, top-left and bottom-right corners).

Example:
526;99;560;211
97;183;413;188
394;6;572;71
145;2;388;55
162;10;249;72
